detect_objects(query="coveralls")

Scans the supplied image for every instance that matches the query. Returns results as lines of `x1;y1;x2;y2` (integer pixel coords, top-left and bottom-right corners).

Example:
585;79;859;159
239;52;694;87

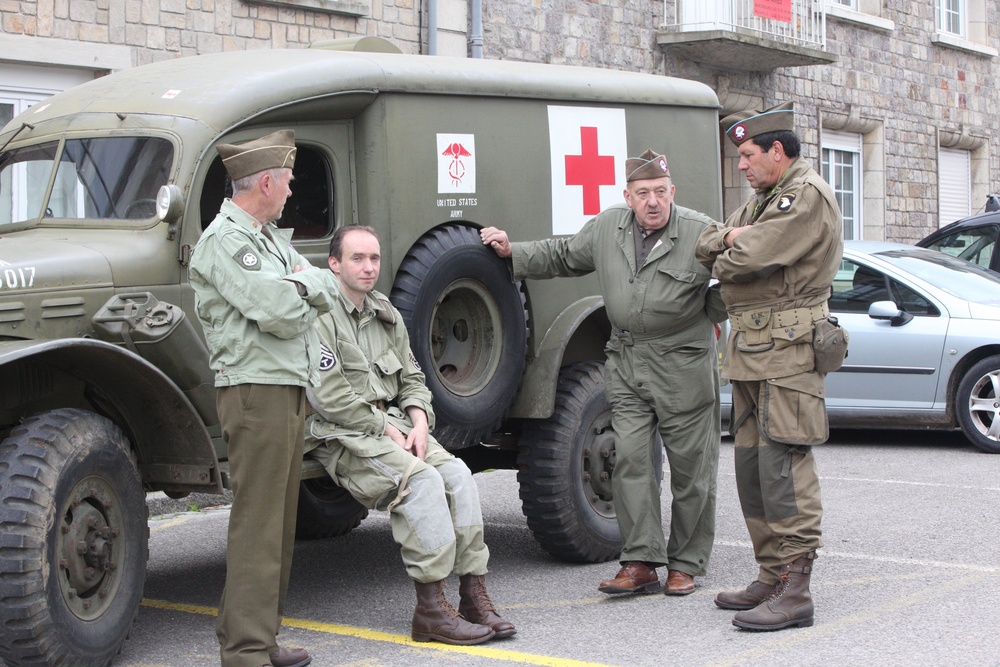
511;203;724;575
695;157;843;582
190;199;339;667
304;289;490;583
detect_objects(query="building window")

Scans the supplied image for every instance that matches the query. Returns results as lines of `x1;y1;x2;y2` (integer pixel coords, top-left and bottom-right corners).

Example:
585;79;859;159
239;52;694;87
936;0;966;38
821;130;862;240
938;147;971;227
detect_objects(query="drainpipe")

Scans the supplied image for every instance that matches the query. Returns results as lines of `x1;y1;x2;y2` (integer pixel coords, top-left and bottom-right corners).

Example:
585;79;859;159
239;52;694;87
470;0;483;58
428;0;438;55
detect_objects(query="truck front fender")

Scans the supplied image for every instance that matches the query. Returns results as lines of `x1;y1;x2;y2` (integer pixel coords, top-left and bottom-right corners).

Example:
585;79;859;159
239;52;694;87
0;339;221;494
510;296;611;419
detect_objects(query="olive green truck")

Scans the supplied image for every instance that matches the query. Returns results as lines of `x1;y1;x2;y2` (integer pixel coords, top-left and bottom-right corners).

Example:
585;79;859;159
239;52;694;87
0;42;722;665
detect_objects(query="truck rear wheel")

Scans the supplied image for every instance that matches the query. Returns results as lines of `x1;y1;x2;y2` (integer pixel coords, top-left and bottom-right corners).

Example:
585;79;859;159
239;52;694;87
295;477;368;539
517;362;622;563
392;224;528;448
0;408;148;667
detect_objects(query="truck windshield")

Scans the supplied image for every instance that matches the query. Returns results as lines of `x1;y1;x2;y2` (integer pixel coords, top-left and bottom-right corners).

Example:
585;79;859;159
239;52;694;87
0;137;173;226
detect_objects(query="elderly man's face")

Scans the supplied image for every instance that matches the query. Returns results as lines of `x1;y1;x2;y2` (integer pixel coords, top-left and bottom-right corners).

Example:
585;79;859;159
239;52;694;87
624;177;675;232
738;141;782;190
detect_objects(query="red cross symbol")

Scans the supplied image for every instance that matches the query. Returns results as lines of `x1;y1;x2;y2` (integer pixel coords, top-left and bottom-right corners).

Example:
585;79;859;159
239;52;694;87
565;126;616;215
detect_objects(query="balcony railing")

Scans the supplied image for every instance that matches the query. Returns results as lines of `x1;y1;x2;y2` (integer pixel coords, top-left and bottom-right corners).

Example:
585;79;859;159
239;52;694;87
658;0;834;71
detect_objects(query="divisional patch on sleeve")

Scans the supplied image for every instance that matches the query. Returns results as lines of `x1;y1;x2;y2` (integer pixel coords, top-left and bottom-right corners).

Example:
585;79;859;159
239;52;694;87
319;343;337;371
776;194;796;212
409;352;421;371
233;245;261;271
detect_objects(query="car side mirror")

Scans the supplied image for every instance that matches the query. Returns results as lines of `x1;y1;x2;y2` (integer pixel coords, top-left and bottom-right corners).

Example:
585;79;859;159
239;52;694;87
869;300;913;327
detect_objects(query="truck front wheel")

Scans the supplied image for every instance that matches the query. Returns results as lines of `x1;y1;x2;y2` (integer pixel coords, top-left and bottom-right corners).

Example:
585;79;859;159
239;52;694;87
0;408;148;667
517;362;622;563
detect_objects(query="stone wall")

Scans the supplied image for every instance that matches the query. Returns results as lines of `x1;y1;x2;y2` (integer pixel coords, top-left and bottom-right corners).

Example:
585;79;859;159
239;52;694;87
2;0;997;239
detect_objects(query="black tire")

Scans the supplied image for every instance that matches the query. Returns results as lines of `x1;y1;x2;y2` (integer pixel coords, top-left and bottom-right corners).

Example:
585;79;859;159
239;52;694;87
295;477;368;540
0;408;148;667
391;225;528;448
956;354;1000;454
517;362;622;563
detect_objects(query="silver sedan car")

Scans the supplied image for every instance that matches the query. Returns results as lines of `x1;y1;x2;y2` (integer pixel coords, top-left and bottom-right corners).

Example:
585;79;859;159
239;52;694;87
721;240;1000;453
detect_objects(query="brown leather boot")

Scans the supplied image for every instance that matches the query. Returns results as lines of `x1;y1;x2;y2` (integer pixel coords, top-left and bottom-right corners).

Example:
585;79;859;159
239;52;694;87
732;552;817;631
714;579;778;610
459;574;517;639
412;580;496;645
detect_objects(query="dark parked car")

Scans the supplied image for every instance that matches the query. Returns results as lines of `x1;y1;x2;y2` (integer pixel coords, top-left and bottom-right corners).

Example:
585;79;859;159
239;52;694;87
917;195;1000;275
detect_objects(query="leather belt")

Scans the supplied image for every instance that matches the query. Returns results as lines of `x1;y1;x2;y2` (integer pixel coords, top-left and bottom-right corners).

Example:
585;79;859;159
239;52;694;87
729;304;829;332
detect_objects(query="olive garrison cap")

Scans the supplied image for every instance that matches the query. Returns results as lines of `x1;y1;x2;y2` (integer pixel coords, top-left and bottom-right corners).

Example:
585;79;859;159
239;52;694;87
722;101;795;146
217;129;297;181
625;149;670;182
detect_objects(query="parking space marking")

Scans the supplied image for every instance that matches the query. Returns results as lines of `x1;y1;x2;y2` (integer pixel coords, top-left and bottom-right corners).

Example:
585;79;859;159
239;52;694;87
707;569;993;667
714;539;1000;573
141;599;619;667
149;516;195;533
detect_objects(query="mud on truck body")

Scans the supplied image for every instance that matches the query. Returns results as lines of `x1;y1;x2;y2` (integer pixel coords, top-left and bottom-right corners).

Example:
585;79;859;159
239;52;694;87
0;41;722;665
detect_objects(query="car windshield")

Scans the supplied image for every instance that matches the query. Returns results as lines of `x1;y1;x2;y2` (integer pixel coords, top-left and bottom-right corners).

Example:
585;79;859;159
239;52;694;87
0;137;173;226
874;248;1000;305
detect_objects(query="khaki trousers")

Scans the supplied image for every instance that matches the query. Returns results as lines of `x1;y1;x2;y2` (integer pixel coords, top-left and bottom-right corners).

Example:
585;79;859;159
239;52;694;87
730;378;824;583
216;384;306;667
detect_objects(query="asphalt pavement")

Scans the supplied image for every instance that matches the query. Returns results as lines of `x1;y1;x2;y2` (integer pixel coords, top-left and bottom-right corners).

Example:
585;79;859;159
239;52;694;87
19;428;1000;667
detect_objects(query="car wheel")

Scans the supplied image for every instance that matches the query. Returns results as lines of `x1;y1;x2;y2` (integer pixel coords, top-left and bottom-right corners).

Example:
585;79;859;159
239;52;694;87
391;224;528;448
295;477;368;540
0;409;148;667
956;354;1000;453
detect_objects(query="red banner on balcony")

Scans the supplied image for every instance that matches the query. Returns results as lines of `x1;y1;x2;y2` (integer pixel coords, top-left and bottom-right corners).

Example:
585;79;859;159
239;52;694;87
754;0;792;22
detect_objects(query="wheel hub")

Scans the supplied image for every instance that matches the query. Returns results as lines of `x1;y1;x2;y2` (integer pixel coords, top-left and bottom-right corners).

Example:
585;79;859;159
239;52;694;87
57;476;125;620
582;416;616;518
967;369;1000;441
430;278;502;396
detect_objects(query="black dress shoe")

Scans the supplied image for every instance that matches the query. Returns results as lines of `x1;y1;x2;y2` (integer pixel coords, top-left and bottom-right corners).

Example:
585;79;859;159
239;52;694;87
269;646;311;667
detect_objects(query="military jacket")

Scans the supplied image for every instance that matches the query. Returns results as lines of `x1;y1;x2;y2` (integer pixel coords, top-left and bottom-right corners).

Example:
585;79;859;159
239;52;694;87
305;289;435;457
512;203;726;339
695;158;843;381
190;199;339;387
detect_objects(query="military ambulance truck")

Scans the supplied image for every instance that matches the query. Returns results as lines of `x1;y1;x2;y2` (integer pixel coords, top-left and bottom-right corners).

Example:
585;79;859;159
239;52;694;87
0;41;722;665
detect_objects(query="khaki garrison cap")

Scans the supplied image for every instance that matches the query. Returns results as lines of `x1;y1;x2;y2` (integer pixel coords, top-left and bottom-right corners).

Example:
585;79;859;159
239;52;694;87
217;129;297;181
625;149;670;182
722;101;795;146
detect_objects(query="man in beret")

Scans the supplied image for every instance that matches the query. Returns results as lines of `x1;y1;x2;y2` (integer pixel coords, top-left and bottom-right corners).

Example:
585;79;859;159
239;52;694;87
696;102;843;631
190;129;340;667
482;149;726;597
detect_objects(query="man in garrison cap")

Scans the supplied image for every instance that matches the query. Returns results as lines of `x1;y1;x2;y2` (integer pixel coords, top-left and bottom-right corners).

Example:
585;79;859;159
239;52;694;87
482;150;726;598
190;129;341;667
696;102;843;631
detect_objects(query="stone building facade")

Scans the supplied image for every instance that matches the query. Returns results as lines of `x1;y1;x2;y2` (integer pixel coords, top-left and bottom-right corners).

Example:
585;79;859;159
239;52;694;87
1;0;996;241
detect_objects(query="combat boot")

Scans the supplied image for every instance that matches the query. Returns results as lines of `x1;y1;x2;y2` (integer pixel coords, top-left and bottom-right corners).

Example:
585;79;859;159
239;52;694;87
715;579;778;610
732;551;816;631
459;574;517;638
412;580;496;645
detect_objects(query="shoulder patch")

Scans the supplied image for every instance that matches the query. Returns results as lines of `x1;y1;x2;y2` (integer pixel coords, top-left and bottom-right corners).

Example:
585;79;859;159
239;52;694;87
233;245;261;271
319;343;337;371
776;194;796;212
409;352;421;371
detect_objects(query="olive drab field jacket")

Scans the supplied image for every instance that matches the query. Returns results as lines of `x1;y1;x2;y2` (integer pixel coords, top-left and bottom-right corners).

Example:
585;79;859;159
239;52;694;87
190;199;340;388
304;289;436;457
695;158;843;382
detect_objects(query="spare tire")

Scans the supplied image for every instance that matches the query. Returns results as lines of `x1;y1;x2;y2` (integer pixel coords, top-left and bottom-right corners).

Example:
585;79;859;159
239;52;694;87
391;225;528;448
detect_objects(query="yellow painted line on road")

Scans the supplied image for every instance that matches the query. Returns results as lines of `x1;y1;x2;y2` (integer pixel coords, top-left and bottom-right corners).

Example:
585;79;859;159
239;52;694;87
141;598;618;667
148;516;194;533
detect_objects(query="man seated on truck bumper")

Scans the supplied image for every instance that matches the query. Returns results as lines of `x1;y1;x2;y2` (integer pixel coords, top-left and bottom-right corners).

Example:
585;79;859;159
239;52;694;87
304;224;515;646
